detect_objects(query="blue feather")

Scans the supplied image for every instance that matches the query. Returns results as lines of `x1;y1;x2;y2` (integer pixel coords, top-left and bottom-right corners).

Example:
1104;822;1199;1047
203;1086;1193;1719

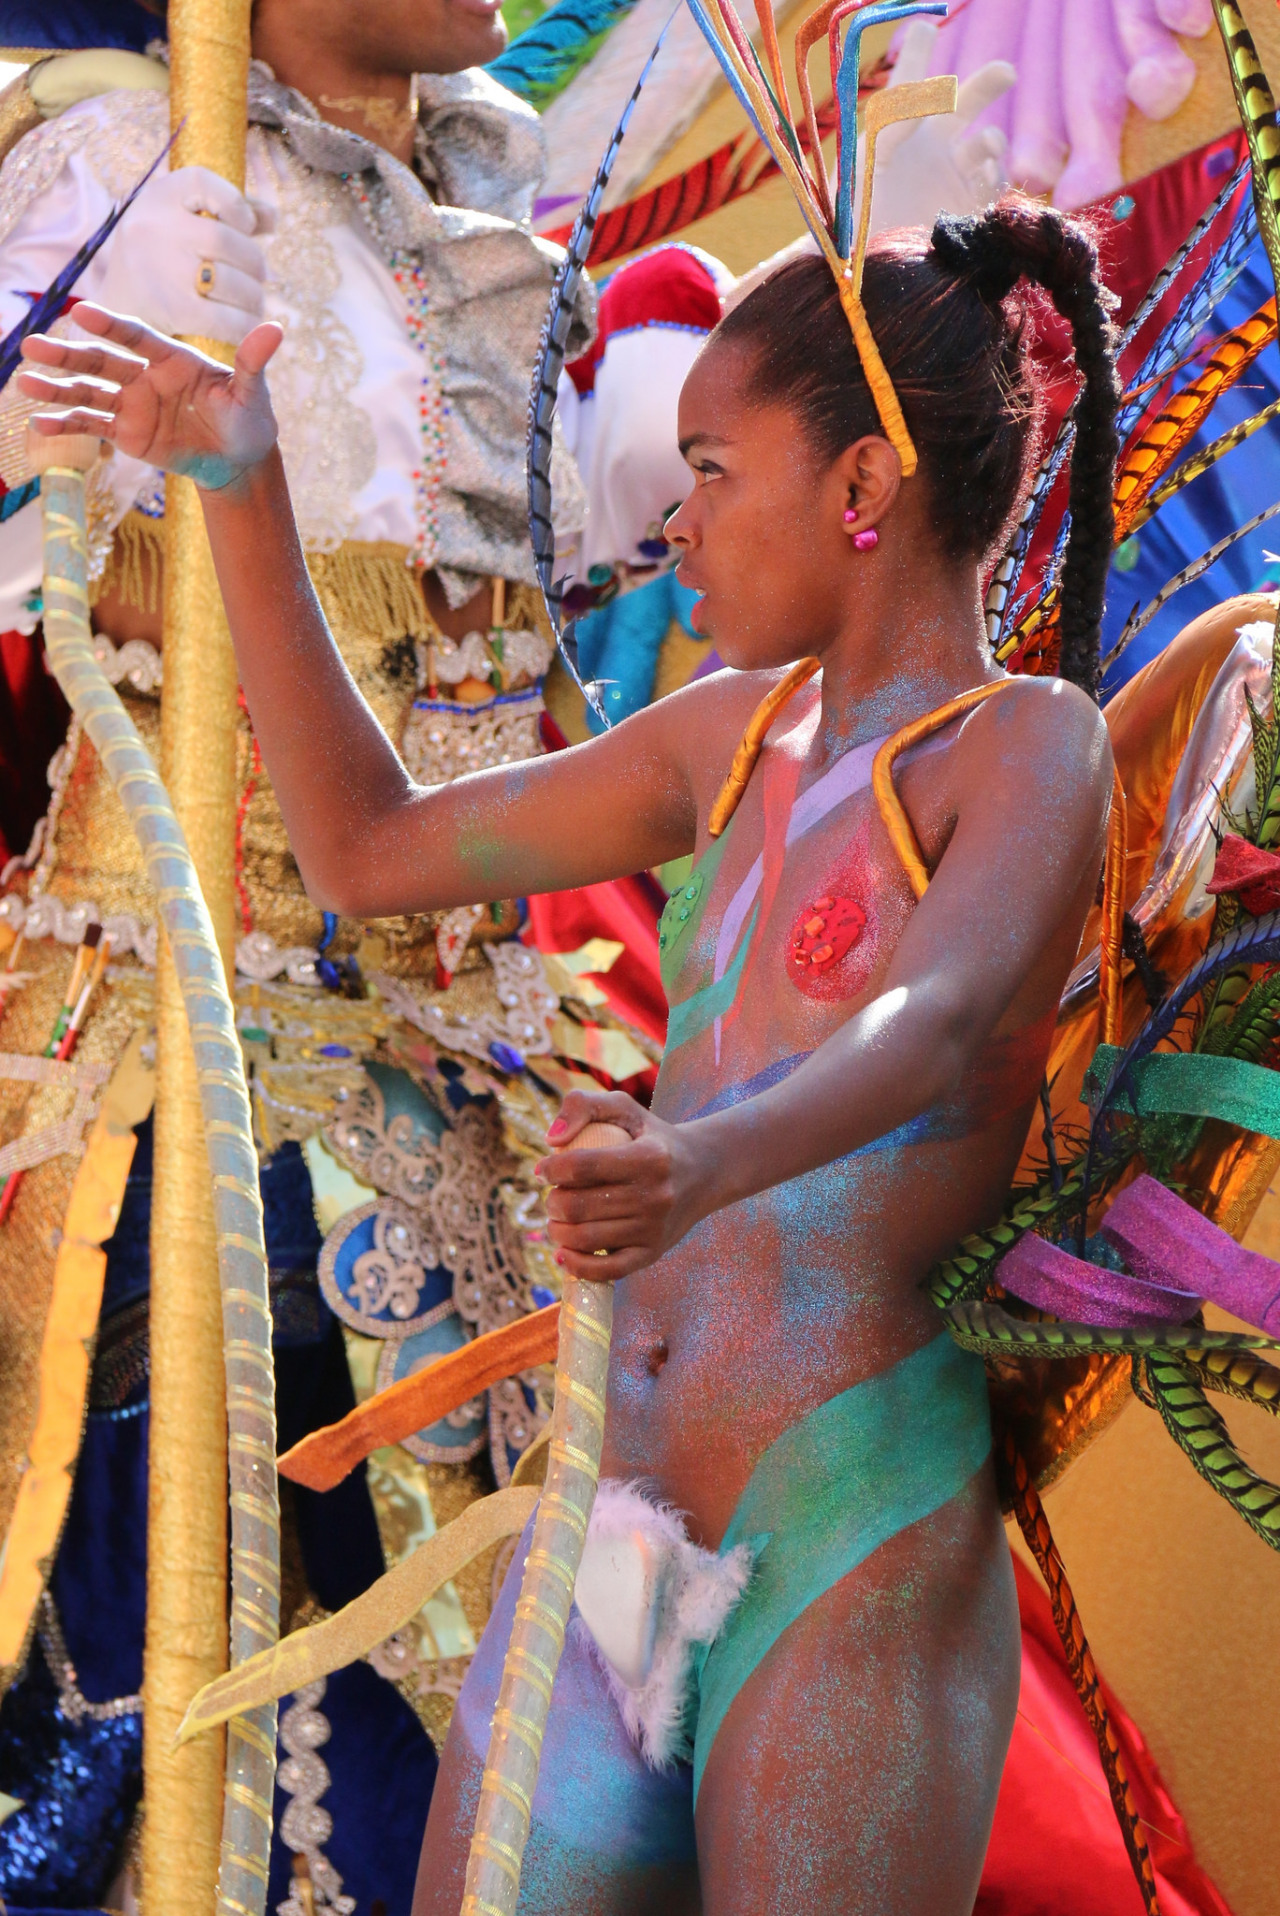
1116;191;1259;442
1120;157;1251;355
0;477;38;521
486;0;642;106
988;161;1255;648
682;0;781;156
833;1;943;257
0;127;177;398
526;16;673;726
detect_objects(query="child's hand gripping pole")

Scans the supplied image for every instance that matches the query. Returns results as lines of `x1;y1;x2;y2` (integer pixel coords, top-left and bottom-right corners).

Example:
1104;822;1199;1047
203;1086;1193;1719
460;1122;628;1916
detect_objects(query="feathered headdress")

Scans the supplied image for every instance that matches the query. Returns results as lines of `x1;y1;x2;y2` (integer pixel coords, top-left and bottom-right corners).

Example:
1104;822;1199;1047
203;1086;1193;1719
683;0;958;476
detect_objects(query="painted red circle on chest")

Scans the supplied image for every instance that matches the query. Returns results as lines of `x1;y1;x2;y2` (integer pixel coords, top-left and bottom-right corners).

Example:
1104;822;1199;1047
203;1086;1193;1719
788;894;867;979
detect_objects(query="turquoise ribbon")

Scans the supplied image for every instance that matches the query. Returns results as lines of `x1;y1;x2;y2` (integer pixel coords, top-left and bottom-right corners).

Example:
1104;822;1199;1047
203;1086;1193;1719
1085;1045;1280;1137
689;1334;992;1801
664;903;759;1056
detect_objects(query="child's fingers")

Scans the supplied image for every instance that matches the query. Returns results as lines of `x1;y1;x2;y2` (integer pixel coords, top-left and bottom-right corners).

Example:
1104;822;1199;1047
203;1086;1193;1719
548;1216;650;1253
29;406;118;437
71;302;171;354
545;1087;644;1147
545;1178;646;1223
21;336;147;382
536;1142;649;1188
17;371;122;412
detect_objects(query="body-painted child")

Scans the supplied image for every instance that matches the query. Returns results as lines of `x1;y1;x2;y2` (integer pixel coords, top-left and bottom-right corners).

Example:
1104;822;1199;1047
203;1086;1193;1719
21;185;1120;1914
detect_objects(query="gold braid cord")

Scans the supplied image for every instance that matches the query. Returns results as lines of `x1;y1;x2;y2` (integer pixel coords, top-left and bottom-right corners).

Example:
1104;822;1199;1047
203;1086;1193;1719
708;657;820;838
462;1126;620;1914
871;682;1009;897
871;687;1129;1041
1004;1435;1161;1916
33;444;280;1916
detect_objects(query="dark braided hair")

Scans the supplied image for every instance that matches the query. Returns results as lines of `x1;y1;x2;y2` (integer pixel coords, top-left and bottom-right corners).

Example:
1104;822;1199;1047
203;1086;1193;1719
715;194;1121;699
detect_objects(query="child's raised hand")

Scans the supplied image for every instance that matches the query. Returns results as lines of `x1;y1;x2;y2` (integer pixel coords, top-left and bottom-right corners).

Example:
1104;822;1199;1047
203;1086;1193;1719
18;303;283;492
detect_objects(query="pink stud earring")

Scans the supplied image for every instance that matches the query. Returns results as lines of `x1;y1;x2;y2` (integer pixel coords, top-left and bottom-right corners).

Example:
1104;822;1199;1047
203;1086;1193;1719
853;527;879;552
842;506;859;524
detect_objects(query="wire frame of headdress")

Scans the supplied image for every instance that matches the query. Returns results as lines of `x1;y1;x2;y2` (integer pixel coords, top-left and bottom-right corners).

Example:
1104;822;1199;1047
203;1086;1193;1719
685;0;959;477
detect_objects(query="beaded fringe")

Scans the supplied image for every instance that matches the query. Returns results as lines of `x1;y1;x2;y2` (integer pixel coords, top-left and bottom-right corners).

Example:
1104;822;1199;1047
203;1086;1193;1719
96;516;439;645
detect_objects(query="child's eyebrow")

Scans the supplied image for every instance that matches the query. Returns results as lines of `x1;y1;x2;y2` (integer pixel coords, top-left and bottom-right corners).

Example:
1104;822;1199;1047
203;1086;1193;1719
678;432;731;456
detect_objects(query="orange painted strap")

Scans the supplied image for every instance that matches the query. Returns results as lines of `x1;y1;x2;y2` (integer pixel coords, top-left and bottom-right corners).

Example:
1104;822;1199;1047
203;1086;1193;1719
871;682;1010;897
0;1041;146;1677
1113;297;1278;539
279;1303;562;1492
1100;769;1129;1047
707;656;820;838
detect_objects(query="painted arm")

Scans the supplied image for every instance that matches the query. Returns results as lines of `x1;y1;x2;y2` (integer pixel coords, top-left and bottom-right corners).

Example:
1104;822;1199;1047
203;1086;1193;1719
541;680;1113;1276
19;307;701;911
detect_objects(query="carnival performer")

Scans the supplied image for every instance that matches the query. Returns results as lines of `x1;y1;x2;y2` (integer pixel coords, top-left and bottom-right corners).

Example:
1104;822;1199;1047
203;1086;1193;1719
20;170;1122;1907
0;0;647;1906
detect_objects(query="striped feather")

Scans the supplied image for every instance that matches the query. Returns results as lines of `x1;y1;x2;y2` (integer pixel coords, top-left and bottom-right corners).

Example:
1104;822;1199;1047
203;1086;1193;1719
986;161;1254;650
1112;297;1279;540
1129;393;1280;532
1186;1345;1280;1414
926;1155;1126;1310
1101;496;1280;673
1148;1349;1280;1549
945;1296;1274;1362
1116;193;1259;443
1211;0;1280;302
1002;1437;1161;1916
526;17;672;722
0;129;175;397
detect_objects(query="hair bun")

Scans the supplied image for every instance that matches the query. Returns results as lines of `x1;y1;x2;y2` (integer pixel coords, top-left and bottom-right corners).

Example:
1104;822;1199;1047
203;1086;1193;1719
930;212;1022;306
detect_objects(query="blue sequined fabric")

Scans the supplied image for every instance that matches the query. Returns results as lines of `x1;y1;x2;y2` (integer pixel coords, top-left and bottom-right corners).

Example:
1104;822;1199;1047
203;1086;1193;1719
0;1640;140;1906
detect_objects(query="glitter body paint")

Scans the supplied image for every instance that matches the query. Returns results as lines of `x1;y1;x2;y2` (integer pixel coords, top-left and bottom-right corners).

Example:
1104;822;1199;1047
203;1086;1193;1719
420;688;1027;1914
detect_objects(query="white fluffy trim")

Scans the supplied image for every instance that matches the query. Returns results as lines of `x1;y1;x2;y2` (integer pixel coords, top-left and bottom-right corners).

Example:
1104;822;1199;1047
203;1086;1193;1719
575;1477;755;1771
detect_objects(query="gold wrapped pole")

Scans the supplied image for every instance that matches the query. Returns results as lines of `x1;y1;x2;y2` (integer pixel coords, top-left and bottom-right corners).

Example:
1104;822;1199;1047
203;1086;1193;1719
462;1124;622;1915
144;5;280;1916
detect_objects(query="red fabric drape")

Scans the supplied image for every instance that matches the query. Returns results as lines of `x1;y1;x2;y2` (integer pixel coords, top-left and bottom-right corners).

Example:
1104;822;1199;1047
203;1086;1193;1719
524;871;668;1044
980;1557;1233;1916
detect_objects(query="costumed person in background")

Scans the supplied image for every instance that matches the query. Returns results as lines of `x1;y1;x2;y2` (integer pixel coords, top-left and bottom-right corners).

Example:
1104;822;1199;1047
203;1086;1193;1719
0;0;667;1908
18;162;1123;1911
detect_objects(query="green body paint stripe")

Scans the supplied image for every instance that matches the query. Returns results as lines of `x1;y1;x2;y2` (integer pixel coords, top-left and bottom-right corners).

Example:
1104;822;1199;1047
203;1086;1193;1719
663;903;760;1055
689;1334;991;1801
657;827;733;999
1086;1044;1280;1138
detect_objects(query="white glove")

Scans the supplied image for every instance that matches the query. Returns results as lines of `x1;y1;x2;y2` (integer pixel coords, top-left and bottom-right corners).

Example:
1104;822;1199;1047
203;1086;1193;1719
93;165;271;349
867;19;1015;236
29;50;169;118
